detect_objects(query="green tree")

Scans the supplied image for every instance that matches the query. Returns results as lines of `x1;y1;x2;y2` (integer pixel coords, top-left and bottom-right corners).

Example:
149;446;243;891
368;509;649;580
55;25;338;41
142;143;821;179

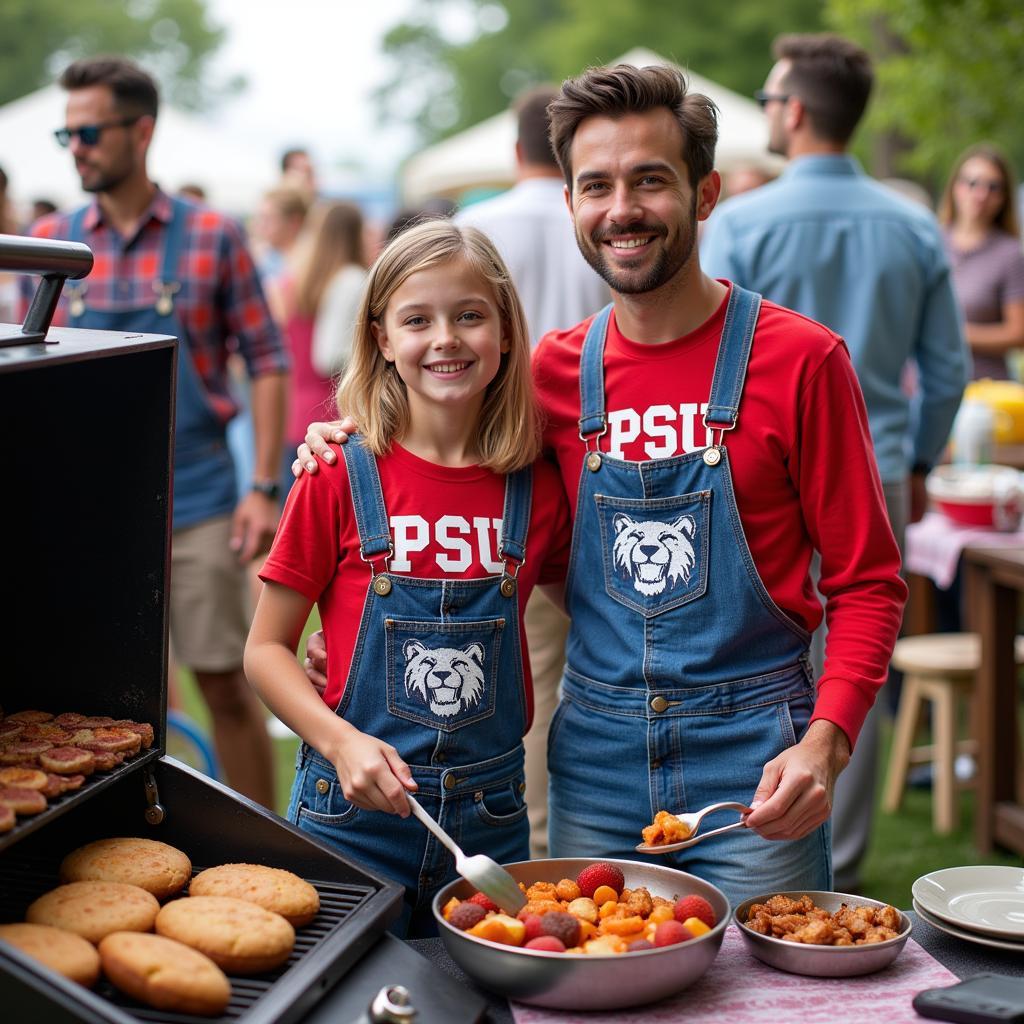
0;0;234;110
827;0;1024;186
378;0;825;145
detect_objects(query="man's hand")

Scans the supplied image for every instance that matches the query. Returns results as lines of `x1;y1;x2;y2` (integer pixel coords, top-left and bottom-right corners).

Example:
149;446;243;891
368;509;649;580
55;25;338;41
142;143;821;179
304;629;328;696
292;416;359;477
744;720;851;841
229;491;279;563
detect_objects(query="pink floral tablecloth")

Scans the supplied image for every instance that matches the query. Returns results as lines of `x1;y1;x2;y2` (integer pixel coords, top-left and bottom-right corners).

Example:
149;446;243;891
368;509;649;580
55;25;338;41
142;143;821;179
905;511;1024;589
511;925;957;1024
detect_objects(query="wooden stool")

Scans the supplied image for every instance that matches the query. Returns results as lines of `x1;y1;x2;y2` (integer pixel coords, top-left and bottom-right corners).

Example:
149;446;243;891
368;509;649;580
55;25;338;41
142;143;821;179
882;632;1023;834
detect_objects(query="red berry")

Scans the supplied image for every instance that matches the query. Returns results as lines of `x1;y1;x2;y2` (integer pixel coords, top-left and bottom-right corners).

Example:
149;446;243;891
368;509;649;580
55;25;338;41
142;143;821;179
525;935;566;952
522;913;545;942
626;938;655;952
673;894;716;929
539;910;581;948
469;891;500;913
575;862;625;899
449;902;487;930
654;920;693;947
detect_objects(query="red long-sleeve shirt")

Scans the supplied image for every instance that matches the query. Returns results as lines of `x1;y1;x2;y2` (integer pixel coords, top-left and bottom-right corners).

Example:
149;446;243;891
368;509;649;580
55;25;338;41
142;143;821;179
532;285;907;748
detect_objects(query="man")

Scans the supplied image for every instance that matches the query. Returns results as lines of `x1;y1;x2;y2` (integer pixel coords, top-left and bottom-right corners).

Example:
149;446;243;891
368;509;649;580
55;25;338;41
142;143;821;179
29;57;288;807
300;63;906;903
455;85;609;858
702;34;968;890
280;147;318;200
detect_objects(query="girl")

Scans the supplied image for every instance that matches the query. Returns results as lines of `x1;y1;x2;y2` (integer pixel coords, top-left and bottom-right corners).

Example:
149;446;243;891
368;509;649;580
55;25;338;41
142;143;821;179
245;221;570;937
938;143;1024;380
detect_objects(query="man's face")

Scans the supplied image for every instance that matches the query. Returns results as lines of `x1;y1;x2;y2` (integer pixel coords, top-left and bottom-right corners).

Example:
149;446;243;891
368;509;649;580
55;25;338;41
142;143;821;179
64;85;142;193
763;61;793;158
566;109;703;296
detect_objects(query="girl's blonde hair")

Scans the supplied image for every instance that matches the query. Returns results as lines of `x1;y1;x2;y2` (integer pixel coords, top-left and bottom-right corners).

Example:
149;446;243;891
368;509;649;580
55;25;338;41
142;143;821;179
294;201;365;317
336;220;541;474
938;143;1020;238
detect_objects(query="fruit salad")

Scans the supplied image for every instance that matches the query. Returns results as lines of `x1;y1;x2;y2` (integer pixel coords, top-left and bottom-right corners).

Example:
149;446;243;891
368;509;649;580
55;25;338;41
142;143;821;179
441;862;717;955
641;810;692;847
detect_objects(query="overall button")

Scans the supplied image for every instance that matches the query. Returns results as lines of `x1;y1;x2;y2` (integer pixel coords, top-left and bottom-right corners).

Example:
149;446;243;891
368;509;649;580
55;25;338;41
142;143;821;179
500;578;516;598
434;751;447;763
373;575;392;596
702;446;722;467
518;782;526;794
650;758;662;770
650;696;670;713
586;452;602;472
315;778;330;794
443;774;458;791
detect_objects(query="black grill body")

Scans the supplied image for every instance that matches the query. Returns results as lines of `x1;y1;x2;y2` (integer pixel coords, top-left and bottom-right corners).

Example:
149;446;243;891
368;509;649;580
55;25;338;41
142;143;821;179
0;319;403;1023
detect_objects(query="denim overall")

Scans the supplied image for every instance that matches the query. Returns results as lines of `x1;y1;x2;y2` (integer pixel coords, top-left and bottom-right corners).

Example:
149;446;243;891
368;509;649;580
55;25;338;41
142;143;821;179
66;198;236;529
287;438;532;936
548;286;831;905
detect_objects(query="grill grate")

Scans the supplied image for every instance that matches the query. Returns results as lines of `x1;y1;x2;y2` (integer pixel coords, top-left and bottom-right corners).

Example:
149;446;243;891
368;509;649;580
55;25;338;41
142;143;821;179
0;857;379;1023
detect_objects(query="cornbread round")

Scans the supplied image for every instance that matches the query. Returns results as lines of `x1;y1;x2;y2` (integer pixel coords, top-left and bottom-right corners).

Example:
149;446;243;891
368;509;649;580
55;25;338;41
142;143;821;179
6;710;54;725
27;882;160;943
40;747;95;775
156;896;295;974
0;923;101;987
0;787;47;814
60;838;192;900
0;767;48;790
0;804;14;832
99;932;231;1016
190;864;320;927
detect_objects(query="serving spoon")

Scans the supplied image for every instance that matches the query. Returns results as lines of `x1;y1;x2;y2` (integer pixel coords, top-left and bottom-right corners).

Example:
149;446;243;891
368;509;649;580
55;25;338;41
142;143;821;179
635;800;752;854
406;793;527;915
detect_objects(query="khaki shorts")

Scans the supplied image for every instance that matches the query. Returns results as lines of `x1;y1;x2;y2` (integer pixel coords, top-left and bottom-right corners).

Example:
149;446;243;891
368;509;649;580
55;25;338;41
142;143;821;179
169;514;249;673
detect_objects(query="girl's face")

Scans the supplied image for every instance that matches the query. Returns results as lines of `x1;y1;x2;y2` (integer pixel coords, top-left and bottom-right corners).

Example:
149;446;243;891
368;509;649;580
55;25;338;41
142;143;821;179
373;256;509;421
953;157;1006;226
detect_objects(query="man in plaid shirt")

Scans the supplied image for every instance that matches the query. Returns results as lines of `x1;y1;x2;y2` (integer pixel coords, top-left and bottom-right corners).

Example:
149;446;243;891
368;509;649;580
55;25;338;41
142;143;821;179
26;56;288;808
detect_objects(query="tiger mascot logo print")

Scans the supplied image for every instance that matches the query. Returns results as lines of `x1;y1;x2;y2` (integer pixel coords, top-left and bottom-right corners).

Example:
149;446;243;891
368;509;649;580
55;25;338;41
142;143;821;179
612;512;697;596
402;640;486;718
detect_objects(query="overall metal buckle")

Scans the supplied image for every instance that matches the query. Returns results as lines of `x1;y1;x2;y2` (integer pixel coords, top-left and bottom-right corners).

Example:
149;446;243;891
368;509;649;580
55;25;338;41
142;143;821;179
360;541;394;595
701;414;734;467
500;554;525;597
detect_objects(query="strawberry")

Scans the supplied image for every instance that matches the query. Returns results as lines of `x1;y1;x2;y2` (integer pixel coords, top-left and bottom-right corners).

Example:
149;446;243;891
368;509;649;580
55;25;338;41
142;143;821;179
673;894;716;929
522;913;545;942
469;891;500;913
524;935;566;952
575;862;625;899
653;920;693;947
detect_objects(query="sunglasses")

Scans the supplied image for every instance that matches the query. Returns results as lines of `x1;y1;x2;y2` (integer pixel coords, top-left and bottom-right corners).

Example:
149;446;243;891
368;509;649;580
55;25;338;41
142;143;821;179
54;117;140;148
754;90;791;109
957;176;1005;195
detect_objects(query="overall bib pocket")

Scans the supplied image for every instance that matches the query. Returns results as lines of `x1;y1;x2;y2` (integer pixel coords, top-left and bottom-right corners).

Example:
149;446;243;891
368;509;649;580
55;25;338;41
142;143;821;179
596;491;711;617
385;618;505;731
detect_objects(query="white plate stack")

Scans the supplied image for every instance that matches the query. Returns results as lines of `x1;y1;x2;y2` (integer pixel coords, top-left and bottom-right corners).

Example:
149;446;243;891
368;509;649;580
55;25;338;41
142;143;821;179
912;866;1024;952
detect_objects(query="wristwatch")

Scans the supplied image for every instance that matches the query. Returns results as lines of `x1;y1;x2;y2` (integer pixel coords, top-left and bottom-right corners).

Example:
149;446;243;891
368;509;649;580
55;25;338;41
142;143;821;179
251;479;281;500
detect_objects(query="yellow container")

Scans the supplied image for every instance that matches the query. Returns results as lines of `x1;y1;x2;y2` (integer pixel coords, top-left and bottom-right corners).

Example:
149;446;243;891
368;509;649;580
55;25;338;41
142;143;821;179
964;380;1024;444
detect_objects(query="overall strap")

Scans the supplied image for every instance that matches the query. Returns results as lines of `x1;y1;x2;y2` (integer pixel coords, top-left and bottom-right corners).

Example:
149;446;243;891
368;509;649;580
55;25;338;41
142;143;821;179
704;284;762;435
498;465;533;567
341;437;393;566
578;304;614;447
66;205;89;244
157;198;190;301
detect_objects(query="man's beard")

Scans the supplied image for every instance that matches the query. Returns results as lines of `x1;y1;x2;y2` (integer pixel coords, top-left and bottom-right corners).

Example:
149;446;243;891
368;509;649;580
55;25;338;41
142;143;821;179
576;196;697;295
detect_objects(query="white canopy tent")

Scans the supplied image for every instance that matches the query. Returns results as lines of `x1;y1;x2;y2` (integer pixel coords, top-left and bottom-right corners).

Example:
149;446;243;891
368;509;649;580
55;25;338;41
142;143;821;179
0;85;279;218
401;48;782;204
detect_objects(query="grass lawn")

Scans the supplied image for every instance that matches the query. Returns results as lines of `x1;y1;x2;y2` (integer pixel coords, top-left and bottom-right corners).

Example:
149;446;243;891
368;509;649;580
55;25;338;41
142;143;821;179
174;638;1022;908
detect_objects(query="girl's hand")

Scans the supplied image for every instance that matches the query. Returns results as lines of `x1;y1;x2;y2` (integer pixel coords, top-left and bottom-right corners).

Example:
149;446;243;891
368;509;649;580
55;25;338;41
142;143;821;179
329;728;417;816
292;417;360;477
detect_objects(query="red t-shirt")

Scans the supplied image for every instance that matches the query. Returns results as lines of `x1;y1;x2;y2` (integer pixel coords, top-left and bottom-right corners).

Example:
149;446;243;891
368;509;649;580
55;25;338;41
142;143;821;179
532;285;907;747
260;442;572;728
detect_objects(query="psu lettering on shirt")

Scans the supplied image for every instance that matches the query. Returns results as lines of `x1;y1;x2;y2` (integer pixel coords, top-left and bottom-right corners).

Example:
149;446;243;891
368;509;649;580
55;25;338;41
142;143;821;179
607;402;712;459
390;515;505;573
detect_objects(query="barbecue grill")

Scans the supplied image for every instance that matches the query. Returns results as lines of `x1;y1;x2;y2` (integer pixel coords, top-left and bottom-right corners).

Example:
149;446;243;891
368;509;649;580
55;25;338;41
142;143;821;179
0;234;485;1023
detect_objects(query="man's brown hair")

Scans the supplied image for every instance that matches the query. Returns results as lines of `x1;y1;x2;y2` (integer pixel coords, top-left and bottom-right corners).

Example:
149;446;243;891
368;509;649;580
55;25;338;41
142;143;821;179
548;63;718;190
59;56;158;120
772;34;872;145
514;85;559;167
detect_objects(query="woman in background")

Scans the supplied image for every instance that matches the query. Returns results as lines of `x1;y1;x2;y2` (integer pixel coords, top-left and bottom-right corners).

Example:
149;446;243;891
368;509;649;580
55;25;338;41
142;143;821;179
278;201;367;489
938;144;1024;380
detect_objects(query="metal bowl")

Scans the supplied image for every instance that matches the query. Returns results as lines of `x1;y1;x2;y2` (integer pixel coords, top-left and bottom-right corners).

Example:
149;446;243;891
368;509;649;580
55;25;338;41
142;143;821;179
733;890;912;977
432;857;728;1010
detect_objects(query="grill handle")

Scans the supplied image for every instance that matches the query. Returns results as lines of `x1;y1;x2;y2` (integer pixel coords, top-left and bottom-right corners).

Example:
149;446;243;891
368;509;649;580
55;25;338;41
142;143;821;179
0;232;94;346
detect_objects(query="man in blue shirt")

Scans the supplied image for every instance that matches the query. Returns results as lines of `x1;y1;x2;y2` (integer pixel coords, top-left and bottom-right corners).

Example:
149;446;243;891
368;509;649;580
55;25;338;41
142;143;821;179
703;33;968;891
